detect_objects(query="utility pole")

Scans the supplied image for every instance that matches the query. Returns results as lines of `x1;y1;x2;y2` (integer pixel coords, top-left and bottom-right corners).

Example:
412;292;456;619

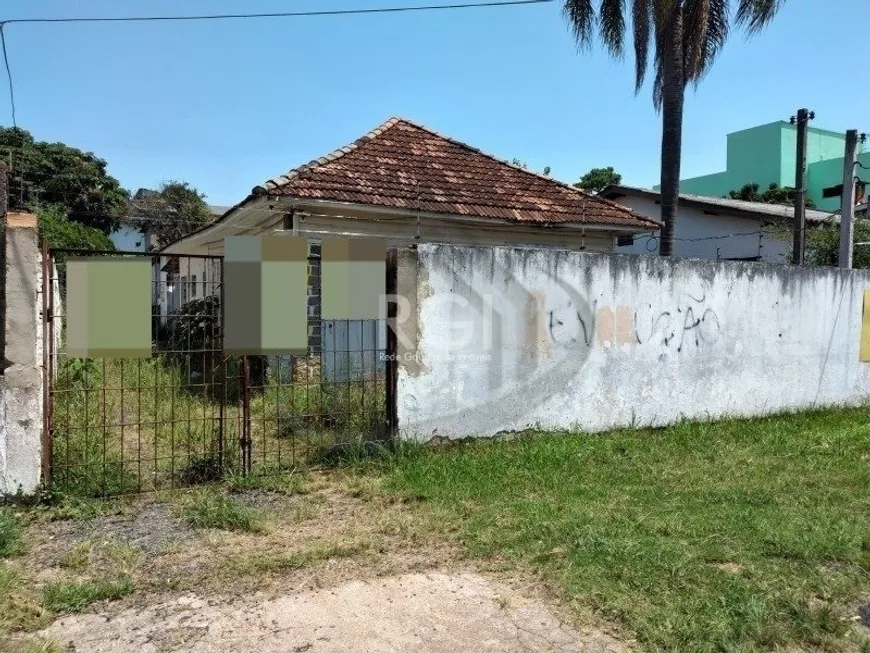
0;162;7;370
791;108;814;265
838;129;859;269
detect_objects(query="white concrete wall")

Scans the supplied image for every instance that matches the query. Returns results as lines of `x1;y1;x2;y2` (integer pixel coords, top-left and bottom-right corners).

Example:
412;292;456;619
396;244;870;440
612;195;790;263
1;214;44;495
110;224;147;252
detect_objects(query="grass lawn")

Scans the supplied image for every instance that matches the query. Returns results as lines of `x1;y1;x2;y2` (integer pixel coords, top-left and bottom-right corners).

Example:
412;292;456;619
382;408;870;652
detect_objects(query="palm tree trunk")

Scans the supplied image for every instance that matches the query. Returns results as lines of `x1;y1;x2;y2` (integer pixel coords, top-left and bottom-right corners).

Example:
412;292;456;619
658;5;684;257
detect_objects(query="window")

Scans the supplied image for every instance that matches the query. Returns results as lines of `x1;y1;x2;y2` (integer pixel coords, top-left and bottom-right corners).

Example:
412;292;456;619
191;275;197;299
616;235;635;247
180;276;188;304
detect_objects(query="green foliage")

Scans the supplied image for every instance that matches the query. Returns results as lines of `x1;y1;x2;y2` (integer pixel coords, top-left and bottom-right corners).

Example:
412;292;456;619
575;166;622;193
51;429;139;498
386;407;870;651
164;296;266;398
36;203;115;252
166;296;220;353
0;509;24;558
50;352;387;495
728;182;817;209
57;358;102;391
804;218;870;268
181;490;260;532
41;578;133;613
0;127;128;233
131;181;214;249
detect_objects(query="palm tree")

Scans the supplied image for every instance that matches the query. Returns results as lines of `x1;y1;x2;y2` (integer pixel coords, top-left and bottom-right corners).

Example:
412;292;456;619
564;0;785;256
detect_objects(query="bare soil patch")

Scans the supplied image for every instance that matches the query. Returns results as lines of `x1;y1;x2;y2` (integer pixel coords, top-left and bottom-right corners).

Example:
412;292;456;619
40;572;627;653
6;471;631;653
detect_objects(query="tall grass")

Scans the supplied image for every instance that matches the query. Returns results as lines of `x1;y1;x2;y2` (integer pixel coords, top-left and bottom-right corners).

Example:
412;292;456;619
51;356;228;495
51;355;388;495
0;509;24;558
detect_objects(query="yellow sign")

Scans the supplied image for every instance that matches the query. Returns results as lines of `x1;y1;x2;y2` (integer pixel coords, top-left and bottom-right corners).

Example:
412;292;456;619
860;290;870;362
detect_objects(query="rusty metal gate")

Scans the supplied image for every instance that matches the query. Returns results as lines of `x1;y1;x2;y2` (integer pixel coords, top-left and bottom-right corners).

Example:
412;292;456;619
42;247;397;496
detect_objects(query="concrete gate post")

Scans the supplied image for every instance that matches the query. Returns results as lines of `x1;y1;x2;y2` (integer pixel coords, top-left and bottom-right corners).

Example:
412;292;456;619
0;212;43;496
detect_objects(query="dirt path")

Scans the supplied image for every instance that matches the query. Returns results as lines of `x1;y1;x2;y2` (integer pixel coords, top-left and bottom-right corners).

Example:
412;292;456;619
40;572;626;653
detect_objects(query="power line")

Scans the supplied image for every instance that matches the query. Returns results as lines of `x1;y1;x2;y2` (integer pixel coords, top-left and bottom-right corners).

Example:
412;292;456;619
0;24;14;128
0;0;554;25
0;0;554;138
633;229;765;243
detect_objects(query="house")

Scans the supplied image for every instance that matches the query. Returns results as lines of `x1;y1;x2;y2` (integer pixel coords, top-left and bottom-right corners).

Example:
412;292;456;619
672;120;869;212
600;184;834;263
160;116;659;321
160;116;659;378
111;199;229;254
164;117;659;259
108;195;229;316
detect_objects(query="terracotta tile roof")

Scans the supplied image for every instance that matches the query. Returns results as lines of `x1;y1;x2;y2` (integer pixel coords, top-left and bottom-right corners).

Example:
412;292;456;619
257;118;660;230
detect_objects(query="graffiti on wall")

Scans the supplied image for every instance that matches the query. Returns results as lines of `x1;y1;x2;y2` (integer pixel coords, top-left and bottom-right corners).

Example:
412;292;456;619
547;292;721;352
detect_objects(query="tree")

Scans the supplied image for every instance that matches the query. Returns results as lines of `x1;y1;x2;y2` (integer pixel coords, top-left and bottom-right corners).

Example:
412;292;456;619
37;203;115;284
803;212;870;268
130;181;214;249
0;127;128;233
564;0;786;256
575;166;622;193
728;182;816;209
36;203;115;252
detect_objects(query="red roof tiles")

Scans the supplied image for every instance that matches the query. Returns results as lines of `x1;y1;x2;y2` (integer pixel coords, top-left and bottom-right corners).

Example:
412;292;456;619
258;118;659;230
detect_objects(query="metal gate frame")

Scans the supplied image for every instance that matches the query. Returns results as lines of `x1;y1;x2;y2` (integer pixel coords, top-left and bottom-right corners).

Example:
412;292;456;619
41;245;399;494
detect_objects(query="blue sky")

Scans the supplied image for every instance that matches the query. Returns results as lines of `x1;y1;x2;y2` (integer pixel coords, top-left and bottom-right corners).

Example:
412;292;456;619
1;0;866;206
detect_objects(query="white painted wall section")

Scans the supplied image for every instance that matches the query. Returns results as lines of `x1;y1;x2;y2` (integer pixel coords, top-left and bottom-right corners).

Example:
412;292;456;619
396;244;870;440
612;195;790;262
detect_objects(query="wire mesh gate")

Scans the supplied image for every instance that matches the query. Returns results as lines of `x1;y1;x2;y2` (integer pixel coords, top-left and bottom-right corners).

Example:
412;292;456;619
42;247;396;496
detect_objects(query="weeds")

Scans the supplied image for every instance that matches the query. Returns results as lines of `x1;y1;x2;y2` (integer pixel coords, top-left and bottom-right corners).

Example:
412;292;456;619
181;490;260;532
31;493;133;522
41;578;134;614
231;541;369;576
0;510;24;558
101;541;141;575
0;566;47;635
50;355;390;497
22;637;61;653
58;541;92;573
224;469;308;496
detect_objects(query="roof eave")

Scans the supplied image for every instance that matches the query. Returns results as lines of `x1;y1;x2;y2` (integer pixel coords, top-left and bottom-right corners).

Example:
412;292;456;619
600;184;834;224
280;197;660;232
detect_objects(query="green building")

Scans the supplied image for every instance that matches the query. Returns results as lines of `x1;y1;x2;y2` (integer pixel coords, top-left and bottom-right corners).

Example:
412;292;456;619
666;121;870;212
